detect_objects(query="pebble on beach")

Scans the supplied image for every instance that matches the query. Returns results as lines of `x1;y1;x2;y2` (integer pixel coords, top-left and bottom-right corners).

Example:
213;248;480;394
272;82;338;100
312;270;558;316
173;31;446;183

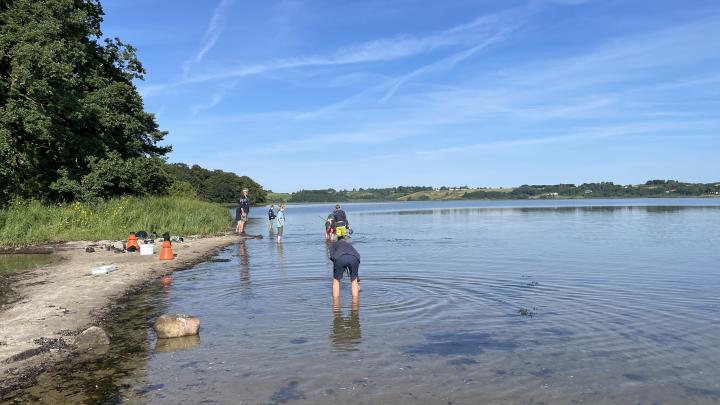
153;314;200;339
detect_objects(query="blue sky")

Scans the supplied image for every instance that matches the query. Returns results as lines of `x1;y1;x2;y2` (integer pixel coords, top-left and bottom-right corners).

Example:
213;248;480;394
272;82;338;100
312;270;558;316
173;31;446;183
103;0;719;191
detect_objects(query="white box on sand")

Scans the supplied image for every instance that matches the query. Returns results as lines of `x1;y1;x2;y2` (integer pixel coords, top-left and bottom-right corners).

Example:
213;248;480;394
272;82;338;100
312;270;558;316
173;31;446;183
91;264;117;275
139;244;154;256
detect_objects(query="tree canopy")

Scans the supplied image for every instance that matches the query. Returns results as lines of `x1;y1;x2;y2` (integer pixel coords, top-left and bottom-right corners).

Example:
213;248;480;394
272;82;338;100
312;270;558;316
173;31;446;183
165;163;266;204
0;0;170;203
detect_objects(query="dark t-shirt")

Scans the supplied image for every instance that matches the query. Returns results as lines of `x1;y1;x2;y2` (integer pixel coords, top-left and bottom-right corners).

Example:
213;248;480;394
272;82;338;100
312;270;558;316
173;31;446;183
333;209;348;227
268;208;276;220
329;240;360;262
239;197;250;214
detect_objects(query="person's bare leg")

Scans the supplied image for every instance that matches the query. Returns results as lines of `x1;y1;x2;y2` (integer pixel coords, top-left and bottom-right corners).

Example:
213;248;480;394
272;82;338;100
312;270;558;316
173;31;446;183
351;279;359;298
332;278;341;298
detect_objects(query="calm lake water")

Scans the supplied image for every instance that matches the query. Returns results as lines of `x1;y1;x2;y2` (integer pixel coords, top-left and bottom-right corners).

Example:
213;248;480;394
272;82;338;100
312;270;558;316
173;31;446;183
7;199;720;404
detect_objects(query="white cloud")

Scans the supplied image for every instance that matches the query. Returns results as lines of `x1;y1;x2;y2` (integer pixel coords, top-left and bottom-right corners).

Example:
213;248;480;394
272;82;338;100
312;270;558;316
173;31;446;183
142;7;524;96
182;0;235;77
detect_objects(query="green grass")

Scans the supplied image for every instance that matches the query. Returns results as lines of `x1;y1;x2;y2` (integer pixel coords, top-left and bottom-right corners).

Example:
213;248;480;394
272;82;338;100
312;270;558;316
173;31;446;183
0;196;233;246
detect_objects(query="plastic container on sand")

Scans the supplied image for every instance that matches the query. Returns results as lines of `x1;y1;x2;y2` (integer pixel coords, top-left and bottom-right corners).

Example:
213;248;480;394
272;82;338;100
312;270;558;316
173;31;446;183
139;244;154;256
91;264;117;275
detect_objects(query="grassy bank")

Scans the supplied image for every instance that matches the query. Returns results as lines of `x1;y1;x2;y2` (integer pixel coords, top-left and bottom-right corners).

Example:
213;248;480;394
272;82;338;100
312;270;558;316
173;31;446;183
0;197;233;246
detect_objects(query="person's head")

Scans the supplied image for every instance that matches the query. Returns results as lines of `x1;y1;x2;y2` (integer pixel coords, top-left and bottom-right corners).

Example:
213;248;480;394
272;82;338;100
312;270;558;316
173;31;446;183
335;204;341;211
280;204;285;211
242;188;249;196
270;204;275;209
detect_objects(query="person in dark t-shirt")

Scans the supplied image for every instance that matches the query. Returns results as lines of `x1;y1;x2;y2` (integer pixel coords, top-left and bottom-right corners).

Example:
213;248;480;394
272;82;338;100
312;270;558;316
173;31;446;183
236;188;251;234
329;235;360;298
268;204;276;233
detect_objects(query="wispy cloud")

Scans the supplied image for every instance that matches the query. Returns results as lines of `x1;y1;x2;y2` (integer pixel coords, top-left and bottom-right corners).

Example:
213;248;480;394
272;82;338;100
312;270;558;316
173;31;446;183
380;26;516;102
182;0;235;77
141;8;525;97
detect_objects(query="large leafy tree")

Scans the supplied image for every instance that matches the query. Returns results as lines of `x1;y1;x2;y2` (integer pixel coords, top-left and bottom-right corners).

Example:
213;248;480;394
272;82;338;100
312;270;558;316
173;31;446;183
0;0;170;203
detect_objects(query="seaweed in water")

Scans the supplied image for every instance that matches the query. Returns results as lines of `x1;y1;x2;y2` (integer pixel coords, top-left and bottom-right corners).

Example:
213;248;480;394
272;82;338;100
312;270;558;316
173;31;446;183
268;381;305;404
622;373;645;381
529;367;553;378
518;307;536;317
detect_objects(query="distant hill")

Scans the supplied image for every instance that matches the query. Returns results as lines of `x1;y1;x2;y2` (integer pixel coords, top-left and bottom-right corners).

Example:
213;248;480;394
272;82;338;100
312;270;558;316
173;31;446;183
278;181;720;203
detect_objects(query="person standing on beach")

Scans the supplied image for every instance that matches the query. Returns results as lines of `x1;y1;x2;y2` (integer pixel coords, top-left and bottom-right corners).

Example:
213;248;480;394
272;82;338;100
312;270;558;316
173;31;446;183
329;235;360;298
275;204;286;243
268;204;277;233
332;204;350;238
236;188;251;234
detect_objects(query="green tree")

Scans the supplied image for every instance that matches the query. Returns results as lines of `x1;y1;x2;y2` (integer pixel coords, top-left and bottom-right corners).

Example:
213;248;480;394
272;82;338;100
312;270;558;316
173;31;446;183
0;0;170;203
164;163;266;204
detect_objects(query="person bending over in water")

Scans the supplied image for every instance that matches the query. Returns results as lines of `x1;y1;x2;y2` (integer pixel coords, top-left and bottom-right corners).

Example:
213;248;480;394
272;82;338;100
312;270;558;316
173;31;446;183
329;235;360;298
332;204;350;239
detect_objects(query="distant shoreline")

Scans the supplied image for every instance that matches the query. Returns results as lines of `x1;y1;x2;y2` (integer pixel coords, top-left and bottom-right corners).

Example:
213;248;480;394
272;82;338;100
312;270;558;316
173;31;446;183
261;195;720;205
264;181;720;204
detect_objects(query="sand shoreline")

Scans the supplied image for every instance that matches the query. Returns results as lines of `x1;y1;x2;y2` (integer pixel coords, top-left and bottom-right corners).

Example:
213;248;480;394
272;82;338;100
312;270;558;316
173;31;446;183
0;233;251;397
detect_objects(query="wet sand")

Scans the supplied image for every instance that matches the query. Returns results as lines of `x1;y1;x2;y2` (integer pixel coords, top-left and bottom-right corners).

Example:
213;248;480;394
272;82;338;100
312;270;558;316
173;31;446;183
0;234;249;396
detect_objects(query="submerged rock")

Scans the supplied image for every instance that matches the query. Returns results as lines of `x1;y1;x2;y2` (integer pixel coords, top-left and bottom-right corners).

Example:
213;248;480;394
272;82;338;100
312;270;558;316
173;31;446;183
74;326;110;353
153;314;200;338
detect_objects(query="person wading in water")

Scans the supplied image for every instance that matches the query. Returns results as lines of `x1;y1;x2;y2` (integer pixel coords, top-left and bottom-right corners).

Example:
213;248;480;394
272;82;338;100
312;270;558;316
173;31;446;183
268;204;276;233
236;188;250;235
325;212;334;241
332;204;350;239
275;204;286;244
329;235;360;298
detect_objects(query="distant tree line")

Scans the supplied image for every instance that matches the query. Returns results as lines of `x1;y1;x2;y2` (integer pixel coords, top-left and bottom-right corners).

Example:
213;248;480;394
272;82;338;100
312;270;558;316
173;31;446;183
464;180;720;200
284;181;719;203
288;186;433;203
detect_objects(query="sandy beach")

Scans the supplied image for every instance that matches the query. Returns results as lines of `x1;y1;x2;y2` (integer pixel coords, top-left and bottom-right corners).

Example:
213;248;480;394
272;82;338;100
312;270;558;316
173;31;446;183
0;234;248;396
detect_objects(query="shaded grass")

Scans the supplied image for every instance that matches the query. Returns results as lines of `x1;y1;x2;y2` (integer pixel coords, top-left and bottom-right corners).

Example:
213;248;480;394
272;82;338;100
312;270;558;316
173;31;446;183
0;197;233;246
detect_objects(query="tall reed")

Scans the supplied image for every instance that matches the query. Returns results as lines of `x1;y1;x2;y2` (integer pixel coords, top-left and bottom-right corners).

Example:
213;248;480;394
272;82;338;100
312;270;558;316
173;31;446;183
0;197;233;246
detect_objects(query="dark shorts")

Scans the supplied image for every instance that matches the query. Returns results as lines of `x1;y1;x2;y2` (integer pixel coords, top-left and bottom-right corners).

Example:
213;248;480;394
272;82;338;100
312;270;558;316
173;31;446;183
333;254;359;281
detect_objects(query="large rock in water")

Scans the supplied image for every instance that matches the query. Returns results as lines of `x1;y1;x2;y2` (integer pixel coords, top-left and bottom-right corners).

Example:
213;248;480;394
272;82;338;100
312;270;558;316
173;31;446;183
74;326;110;353
153;314;200;338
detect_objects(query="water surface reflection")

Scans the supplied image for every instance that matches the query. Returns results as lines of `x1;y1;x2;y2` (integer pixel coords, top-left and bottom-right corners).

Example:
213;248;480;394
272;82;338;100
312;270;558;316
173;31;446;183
331;297;361;352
